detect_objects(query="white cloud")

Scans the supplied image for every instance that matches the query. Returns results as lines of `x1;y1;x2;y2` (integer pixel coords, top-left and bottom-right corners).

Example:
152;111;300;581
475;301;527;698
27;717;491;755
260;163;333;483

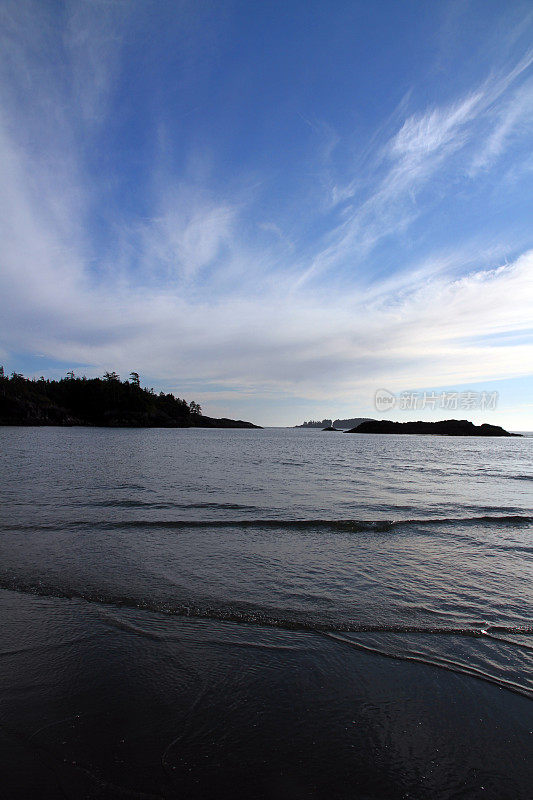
390;93;481;160
2;161;532;402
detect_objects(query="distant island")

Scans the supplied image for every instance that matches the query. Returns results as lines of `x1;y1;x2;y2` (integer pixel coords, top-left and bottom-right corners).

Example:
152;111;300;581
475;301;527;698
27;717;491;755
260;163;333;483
0;370;261;428
296;417;369;429
295;419;333;428
345;419;520;437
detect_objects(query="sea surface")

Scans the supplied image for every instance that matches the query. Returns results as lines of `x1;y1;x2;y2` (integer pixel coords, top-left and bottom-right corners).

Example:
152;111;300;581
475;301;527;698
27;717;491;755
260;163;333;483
0;426;531;799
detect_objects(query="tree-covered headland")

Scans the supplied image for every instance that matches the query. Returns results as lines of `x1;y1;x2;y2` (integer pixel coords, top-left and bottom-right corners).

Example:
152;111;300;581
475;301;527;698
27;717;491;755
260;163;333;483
0;368;260;428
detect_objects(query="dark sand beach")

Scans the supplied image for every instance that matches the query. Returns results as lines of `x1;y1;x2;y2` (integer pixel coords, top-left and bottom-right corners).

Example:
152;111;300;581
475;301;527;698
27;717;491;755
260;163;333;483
2;591;532;800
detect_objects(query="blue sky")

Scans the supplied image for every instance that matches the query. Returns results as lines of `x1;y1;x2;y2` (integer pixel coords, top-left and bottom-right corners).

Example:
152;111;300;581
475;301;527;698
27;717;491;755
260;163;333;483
1;0;532;427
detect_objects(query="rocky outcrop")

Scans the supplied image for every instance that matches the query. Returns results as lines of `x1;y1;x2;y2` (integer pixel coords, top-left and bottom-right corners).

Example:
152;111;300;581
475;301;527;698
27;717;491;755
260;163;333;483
345;419;520;436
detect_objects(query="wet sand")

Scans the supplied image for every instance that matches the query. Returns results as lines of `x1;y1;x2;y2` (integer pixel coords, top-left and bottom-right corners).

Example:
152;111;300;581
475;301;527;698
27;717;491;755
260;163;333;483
1;589;531;800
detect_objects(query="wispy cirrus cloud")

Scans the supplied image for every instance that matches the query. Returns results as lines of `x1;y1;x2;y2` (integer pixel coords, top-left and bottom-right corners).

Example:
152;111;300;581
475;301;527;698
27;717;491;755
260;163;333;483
296;52;533;288
136;192;238;282
470;78;533;173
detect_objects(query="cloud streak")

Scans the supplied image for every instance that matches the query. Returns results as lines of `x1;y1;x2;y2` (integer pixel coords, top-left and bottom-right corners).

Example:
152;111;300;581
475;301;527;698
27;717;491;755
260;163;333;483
297;53;533;288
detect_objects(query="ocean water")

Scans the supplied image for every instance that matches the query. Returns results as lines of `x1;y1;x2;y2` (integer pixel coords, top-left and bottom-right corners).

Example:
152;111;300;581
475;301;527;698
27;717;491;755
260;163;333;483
0;426;531;799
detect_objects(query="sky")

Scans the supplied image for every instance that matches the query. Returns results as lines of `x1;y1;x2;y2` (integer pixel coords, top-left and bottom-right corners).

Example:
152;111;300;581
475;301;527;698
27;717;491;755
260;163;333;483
0;0;532;427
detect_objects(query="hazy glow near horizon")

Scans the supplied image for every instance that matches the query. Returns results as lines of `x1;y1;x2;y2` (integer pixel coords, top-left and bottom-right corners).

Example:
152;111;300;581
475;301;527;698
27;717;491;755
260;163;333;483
1;1;532;426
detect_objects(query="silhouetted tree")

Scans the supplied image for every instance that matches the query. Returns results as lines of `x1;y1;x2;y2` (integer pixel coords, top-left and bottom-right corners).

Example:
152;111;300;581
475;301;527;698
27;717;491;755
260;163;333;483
129;372;140;387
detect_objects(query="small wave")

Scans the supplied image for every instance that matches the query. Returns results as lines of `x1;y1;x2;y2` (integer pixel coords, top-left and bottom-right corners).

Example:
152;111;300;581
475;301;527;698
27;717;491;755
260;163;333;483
2;579;531;701
82;500;264;511
1;513;531;534
1;577;531;638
